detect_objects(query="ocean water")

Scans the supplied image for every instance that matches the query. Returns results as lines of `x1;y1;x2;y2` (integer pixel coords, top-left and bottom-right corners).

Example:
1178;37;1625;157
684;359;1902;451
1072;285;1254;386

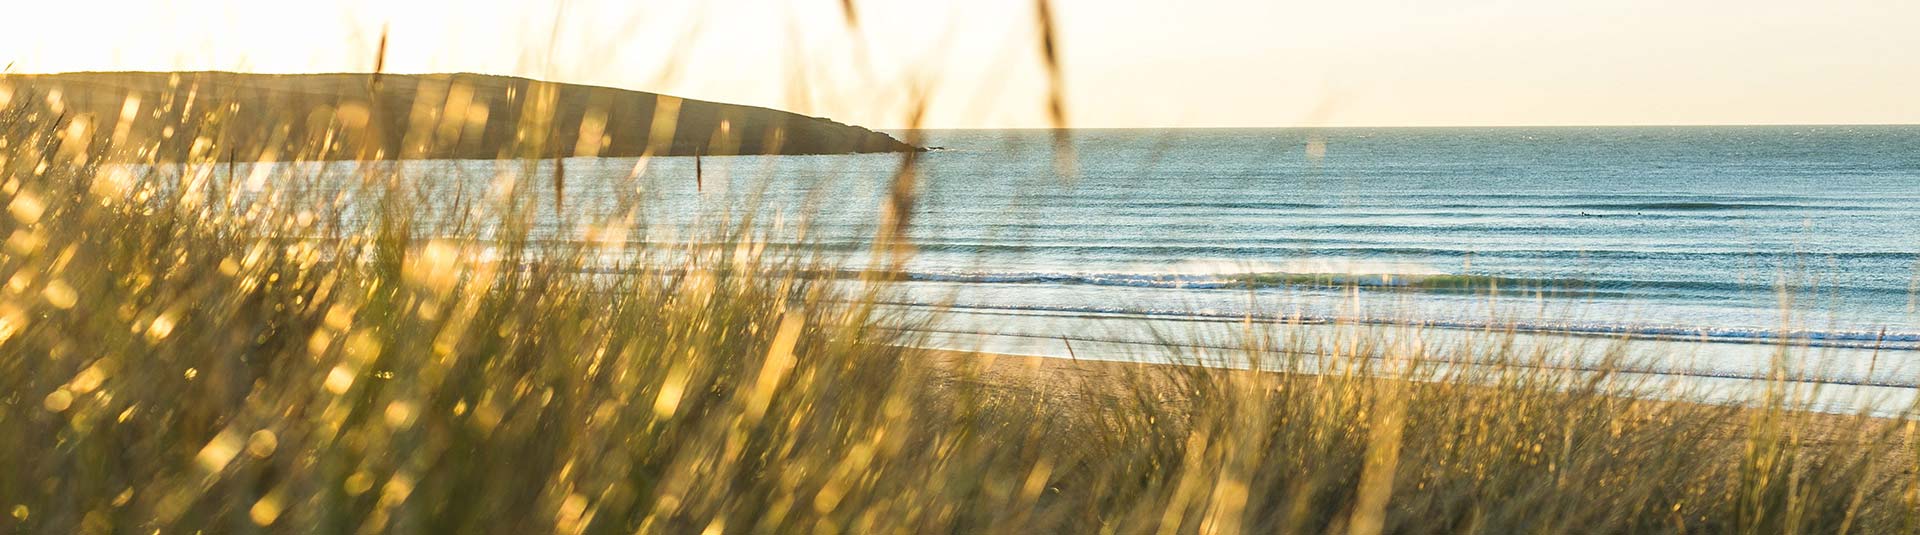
856;128;1917;348
171;126;1920;399
875;127;1919;410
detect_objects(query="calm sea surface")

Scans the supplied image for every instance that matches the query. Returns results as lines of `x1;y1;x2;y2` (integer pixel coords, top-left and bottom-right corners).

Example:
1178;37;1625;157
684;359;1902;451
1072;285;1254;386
757;127;1918;349
244;126;1920;366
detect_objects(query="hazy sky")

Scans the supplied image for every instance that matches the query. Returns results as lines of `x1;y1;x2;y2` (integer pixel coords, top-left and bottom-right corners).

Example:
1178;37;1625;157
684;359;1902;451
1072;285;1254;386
6;0;1918;128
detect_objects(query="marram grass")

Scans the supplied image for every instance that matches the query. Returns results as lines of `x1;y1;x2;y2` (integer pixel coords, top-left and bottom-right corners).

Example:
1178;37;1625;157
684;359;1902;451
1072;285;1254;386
2;76;1918;535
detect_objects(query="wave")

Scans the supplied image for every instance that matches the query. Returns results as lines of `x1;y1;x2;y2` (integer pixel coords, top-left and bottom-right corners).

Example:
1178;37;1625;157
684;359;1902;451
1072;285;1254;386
897;269;1910;297
999;198;1905;213
1369;192;1914;203
1129;201;1328;210
898;242;1920;261
903;270;1594;293
986;201;1907;218
900;270;1558;292
891;301;1920;351
1553;201;1833;211
619;238;1916;262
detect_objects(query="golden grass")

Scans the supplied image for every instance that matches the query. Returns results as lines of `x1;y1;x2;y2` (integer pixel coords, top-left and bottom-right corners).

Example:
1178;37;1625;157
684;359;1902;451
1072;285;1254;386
4;17;1920;532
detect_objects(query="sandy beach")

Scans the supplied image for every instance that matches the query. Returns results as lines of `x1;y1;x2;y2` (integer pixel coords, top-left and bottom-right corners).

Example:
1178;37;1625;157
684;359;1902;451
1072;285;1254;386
917;348;1916;457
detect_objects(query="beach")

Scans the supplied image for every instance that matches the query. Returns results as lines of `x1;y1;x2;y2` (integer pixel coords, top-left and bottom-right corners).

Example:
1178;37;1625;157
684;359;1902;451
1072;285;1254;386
918;348;1916;465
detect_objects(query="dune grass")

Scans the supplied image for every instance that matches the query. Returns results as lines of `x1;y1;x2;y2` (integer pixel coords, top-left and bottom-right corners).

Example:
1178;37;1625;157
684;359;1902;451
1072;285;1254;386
5;52;1920;535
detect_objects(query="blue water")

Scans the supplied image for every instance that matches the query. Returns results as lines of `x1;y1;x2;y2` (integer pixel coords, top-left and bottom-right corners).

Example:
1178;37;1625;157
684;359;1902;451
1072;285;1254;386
194;126;1920;348
878;127;1920;347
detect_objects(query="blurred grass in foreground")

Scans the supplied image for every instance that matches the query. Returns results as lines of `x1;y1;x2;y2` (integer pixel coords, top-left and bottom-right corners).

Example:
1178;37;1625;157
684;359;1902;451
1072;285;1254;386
4;57;1920;535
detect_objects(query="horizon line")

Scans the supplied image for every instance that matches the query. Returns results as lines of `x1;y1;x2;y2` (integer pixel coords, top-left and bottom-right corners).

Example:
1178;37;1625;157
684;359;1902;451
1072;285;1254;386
885;122;1920;131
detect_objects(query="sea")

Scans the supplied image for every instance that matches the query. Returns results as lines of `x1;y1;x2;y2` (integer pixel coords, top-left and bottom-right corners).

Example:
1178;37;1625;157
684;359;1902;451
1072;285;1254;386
703;127;1920;411
234;126;1920;411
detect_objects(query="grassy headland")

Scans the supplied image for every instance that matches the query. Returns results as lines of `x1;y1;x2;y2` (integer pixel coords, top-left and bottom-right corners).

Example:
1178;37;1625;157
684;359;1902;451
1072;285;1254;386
5;71;917;161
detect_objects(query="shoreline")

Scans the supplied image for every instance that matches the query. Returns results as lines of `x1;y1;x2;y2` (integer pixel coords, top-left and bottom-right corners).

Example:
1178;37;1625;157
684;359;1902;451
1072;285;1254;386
908;314;1920;417
897;300;1920;351
915;349;1916;451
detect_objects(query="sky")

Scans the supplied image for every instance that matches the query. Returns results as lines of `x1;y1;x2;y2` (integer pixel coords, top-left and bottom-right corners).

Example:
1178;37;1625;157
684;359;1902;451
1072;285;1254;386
5;0;1918;128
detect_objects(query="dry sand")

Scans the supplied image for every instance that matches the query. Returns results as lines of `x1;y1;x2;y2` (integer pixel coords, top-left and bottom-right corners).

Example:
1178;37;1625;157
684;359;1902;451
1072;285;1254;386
916;348;1915;456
